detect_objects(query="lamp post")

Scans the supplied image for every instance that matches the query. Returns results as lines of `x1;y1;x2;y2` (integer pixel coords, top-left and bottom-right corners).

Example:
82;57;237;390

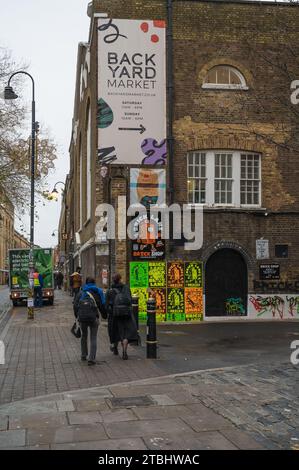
4;71;37;320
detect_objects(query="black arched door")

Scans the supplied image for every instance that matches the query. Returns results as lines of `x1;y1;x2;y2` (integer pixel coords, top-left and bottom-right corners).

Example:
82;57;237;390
205;249;248;317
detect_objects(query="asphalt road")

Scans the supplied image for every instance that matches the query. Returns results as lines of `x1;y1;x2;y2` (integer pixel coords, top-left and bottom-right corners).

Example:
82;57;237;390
139;321;299;374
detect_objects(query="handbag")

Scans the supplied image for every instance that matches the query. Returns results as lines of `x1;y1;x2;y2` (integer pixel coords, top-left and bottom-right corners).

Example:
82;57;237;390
71;320;81;338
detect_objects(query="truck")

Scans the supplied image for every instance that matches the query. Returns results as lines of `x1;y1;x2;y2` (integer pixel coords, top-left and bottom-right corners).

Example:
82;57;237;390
9;248;54;306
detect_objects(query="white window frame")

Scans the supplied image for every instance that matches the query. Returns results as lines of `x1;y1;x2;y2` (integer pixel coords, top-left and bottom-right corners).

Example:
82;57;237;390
187;150;261;208
202;66;248;90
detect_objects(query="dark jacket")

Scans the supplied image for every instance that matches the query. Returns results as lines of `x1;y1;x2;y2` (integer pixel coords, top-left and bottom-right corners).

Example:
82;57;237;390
73;283;107;319
105;282;132;316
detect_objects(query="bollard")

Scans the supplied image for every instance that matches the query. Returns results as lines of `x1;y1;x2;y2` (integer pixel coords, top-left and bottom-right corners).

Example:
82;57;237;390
146;297;157;359
132;296;141;346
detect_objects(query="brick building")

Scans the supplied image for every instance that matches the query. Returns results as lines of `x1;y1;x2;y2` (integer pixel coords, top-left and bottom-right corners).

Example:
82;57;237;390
62;0;299;321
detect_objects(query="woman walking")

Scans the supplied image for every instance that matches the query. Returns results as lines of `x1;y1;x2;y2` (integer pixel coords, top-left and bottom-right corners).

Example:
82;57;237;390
105;273;138;360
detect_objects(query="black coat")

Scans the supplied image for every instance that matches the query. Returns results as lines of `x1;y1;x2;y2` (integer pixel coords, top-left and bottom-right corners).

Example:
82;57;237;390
105;283;137;343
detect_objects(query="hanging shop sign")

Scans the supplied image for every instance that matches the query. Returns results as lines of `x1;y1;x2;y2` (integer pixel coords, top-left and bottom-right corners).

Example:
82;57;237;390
131;213;165;259
97;18;166;165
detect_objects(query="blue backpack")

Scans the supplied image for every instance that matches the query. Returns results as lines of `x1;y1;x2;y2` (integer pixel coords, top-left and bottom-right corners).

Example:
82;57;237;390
77;291;98;323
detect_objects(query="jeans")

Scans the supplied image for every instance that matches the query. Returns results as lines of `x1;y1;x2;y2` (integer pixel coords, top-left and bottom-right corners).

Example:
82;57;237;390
80;319;99;361
34;287;43;307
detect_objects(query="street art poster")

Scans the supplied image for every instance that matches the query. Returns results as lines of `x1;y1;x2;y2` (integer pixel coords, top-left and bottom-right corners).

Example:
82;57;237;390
167;288;185;321
131;288;148;322
152;288;166;321
184;262;203;288
167;262;184;288
130;168;166;208
185;288;203;321
131;213;165;259
97;18;166;165
249;294;299;319
148;262;166;287
130;262;148;288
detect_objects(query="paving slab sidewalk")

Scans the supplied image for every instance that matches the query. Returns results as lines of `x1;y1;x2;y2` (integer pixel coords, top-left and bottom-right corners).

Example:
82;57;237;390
0;370;265;450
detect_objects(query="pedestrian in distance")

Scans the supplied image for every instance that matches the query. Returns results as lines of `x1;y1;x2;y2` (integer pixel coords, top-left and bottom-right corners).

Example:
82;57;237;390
73;277;107;365
70;267;82;297
57;271;64;290
105;273;138;360
33;268;43;308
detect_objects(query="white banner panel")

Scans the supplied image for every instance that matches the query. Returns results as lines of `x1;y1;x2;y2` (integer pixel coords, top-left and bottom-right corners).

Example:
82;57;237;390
97;18;166;165
249;294;299;320
130;168;166;207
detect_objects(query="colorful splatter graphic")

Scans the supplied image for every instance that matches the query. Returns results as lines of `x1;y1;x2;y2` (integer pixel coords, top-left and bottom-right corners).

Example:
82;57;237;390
141;138;167;165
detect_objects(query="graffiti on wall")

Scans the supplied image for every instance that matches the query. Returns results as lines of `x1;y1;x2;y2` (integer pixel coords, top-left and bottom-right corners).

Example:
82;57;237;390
249;295;299;319
225;297;246;316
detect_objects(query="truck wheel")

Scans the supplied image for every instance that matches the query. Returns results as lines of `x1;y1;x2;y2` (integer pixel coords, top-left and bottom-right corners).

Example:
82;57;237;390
48;298;54;306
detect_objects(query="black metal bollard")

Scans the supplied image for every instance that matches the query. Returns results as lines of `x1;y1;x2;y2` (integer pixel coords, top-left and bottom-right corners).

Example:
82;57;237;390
146;297;157;359
132;296;141;346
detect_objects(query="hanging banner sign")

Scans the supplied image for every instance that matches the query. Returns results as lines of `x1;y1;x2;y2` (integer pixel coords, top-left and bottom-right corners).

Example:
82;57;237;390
97;18;167;165
148;262;166;287
184;262;203;287
167;262;184;288
130;168;166;208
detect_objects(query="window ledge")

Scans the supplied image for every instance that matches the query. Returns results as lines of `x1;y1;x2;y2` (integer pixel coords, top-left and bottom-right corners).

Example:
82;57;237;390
202;84;249;91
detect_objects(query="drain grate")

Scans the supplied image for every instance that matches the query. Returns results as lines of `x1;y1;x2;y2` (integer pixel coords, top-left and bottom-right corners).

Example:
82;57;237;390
108;395;155;408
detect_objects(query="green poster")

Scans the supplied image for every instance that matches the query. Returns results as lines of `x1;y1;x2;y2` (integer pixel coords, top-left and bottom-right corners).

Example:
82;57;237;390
184;262;203;288
131;288;148;323
130;262;149;288
9;248;53;289
167;288;185;317
148;262;166;287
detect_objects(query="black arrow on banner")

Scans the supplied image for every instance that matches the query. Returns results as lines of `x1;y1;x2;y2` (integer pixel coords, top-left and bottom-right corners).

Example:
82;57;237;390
118;124;146;134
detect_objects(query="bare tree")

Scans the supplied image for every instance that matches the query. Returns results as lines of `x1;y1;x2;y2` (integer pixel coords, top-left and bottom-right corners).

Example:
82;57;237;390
0;47;57;207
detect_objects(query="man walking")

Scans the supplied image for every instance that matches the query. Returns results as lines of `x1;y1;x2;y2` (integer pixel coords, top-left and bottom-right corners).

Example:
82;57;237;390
73;277;106;365
33;269;43;308
70;267;82;297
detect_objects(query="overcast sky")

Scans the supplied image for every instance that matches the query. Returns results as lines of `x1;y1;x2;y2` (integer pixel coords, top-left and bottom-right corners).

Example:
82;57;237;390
0;0;90;247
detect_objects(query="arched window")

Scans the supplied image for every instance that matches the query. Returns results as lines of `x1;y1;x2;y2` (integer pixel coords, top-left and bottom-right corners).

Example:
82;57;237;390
202;65;248;90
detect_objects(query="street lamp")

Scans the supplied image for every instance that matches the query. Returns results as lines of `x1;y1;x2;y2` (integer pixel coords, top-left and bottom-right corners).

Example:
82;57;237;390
3;71;38;320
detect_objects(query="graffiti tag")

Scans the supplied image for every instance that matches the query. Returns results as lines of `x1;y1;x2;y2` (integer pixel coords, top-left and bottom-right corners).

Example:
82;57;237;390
225;297;245;316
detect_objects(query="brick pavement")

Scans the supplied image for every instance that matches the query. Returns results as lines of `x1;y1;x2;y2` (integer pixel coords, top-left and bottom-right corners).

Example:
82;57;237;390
0;291;165;405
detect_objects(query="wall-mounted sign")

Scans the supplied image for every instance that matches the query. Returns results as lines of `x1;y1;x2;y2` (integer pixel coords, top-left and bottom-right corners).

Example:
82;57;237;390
131;287;148;322
184;262;202;287
259;264;280;280
131;213;165;259
130;262;149;288
167;262;184;288
152;287;166;321
97;18;166;165
148;262;166;287
256;239;269;260
185;287;203;321
167;288;185;320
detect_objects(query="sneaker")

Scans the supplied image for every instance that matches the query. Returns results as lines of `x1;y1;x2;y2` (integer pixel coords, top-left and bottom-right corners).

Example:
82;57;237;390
88;360;96;366
81;357;87;361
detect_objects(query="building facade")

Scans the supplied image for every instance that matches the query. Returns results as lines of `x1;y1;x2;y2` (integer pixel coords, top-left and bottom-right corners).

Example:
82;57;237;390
62;0;299;322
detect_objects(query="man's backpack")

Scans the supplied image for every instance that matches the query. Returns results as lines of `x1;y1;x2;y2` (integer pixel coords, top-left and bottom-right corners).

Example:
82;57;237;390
112;286;132;318
77;291;98;323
